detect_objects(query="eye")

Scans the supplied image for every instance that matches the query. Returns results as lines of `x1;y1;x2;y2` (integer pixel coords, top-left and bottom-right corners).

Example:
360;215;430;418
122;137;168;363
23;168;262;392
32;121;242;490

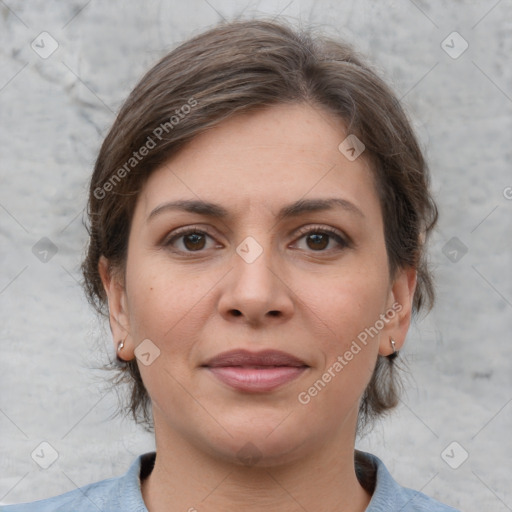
292;226;349;252
163;225;349;254
163;227;220;252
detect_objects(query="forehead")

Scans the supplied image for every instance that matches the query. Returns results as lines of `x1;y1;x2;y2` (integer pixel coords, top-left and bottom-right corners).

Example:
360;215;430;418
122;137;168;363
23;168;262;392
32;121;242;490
136;103;381;222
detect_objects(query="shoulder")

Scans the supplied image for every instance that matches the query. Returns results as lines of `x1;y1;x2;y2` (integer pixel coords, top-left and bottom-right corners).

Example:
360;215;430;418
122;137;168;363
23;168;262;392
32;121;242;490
358;451;461;512
1;453;154;512
1;477;122;512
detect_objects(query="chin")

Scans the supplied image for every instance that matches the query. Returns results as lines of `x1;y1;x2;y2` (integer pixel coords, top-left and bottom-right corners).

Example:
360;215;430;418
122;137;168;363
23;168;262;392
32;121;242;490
198;409;320;468
210;434;311;469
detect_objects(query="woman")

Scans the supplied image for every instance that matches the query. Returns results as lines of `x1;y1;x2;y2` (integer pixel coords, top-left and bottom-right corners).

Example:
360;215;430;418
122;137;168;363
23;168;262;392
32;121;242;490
5;19;460;511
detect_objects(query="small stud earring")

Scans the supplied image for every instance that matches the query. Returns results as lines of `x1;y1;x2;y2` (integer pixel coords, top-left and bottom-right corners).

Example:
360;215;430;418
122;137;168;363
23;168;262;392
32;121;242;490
116;339;128;365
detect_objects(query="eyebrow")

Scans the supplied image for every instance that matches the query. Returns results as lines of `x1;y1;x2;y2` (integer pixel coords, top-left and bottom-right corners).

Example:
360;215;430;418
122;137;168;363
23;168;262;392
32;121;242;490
147;197;365;223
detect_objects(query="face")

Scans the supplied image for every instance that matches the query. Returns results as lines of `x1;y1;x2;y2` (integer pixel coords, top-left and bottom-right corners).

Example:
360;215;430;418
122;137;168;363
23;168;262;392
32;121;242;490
100;102;416;466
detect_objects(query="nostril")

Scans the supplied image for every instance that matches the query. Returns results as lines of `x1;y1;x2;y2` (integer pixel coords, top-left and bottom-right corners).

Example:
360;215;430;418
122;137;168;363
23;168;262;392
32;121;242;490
230;310;242;317
268;310;281;317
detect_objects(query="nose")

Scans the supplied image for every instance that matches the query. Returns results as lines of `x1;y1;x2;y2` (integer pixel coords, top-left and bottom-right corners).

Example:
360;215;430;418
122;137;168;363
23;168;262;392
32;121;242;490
217;240;295;327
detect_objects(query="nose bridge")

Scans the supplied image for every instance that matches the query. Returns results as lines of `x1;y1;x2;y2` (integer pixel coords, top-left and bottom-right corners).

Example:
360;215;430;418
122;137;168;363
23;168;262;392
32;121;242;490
234;233;278;300
218;233;293;324
232;208;275;281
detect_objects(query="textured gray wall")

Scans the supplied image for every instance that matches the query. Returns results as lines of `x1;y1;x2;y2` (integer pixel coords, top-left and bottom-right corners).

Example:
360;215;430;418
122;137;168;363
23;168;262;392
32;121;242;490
1;1;511;510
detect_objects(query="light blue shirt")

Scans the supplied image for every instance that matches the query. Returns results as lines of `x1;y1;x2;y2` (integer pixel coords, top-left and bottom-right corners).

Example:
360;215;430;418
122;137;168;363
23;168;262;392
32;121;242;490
1;451;460;511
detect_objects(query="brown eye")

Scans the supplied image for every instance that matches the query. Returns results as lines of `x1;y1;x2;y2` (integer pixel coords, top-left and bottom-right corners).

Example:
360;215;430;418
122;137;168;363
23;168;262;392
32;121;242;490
292;226;349;253
183;233;206;251
164;228;219;253
306;233;329;250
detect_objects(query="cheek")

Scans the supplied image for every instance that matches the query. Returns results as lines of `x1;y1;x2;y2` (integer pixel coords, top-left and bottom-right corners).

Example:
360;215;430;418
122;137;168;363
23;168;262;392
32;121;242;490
293;256;389;396
126;265;209;395
125;258;215;348
294;273;386;421
299;261;389;345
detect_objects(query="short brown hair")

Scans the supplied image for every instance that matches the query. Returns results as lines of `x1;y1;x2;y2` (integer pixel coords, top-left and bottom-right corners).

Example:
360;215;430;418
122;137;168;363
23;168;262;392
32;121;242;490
81;19;438;432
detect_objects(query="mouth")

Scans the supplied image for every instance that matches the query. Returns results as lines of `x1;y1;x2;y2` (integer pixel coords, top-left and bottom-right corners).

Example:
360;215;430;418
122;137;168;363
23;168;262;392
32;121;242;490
201;349;309;393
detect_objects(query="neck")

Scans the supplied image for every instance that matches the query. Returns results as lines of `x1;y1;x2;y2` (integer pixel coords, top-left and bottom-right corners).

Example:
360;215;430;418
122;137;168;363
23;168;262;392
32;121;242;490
141;418;371;512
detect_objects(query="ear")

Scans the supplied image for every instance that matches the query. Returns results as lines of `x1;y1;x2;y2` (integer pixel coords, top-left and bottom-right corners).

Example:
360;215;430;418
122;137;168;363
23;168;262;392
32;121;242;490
98;256;135;361
378;266;417;356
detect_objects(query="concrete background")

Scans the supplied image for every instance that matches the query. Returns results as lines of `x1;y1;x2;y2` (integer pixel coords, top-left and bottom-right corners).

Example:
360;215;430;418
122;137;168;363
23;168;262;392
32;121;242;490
1;1;511;510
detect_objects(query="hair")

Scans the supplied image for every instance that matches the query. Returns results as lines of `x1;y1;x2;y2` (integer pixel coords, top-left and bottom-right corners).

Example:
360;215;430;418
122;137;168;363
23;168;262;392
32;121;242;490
81;18;438;433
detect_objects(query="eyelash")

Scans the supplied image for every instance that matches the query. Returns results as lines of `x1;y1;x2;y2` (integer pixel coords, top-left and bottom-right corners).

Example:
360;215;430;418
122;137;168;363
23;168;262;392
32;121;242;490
163;225;350;254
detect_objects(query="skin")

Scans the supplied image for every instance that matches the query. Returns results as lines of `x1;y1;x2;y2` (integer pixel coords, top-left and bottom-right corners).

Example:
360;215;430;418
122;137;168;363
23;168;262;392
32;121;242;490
99;102;416;512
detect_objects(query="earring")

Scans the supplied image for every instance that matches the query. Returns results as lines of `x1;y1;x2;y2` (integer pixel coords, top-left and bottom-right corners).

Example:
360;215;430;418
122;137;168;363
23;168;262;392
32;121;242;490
388;337;398;360
116;339;127;365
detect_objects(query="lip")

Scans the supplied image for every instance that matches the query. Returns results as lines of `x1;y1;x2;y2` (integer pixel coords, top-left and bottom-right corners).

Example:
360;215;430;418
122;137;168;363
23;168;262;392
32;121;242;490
203;349;307;368
202;349;309;393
